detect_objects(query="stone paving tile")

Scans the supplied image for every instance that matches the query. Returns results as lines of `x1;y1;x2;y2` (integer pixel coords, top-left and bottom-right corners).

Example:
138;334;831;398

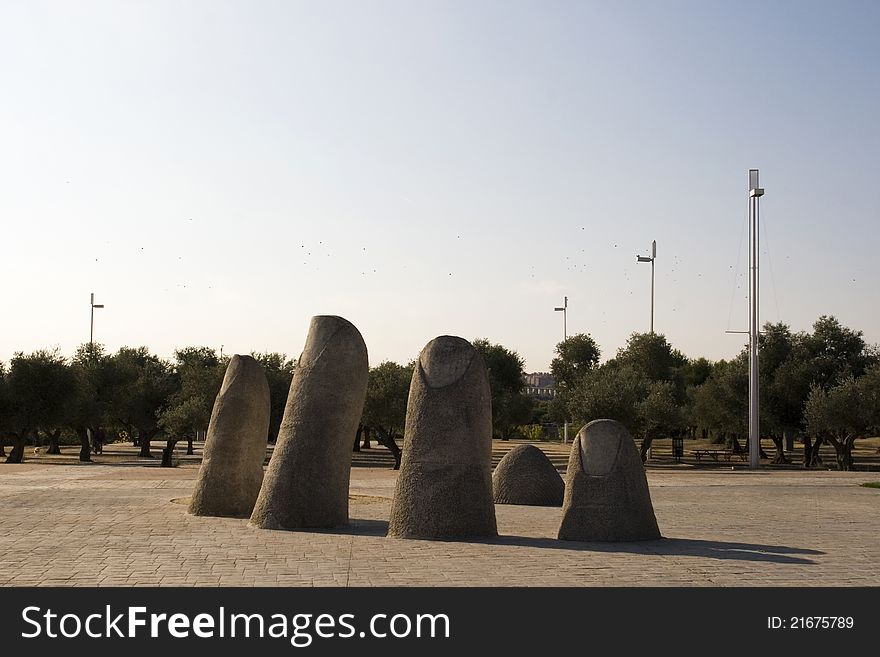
1;461;878;586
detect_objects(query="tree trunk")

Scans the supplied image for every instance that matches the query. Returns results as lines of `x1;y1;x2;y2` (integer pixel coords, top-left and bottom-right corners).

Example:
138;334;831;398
825;434;855;471
770;434;789;464
161;439;178;467
187;437;194;456
0;435;5;457
784;429;795;452
729;434;744;454
5;432;26;464
353;424;362;452
362;426;372;449
810;435;825;467
138;430;154;458
841;437;855;471
78;427;92;462
639;435;654;463
374;426;402;470
46;428;62;455
803;434;813;468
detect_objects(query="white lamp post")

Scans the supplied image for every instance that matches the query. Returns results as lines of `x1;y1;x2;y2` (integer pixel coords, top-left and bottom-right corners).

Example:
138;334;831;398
554;296;568;340
554;296;569;443
636;240;656;333
748;169;764;470
90;293;104;346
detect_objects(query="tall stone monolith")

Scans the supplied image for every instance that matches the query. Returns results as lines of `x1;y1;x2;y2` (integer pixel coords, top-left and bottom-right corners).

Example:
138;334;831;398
558;419;661;541
249;316;368;530
493;443;564;507
387;336;497;539
188;355;270;518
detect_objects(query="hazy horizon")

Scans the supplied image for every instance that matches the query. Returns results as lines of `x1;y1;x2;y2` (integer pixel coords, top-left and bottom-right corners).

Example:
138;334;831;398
2;1;879;371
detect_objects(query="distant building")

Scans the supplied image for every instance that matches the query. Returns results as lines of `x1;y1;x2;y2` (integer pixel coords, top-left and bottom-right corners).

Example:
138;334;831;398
524;372;556;398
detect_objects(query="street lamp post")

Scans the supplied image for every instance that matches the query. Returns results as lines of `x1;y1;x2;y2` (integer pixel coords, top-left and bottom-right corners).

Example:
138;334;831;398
554;296;569;443
636;240;656;333
554;296;568;340
90;293;105;346
748;169;764;470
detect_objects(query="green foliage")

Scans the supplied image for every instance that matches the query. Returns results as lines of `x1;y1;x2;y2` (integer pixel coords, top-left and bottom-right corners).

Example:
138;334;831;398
529;398;553;425
805;368;880;441
69;343;119;432
549;333;601;425
517;424;545;441
801;365;880;470
607;332;687;385
362;360;414;436
859;366;880;436
804;378;864;438
550;333;600;390
251;352;295;442
472;338;530;438
159;347;224;440
1;313;876;468
760;316;876;438
681;357;714;388
0;361;11;435
110;347;177;438
567;364;648;434
805;315;876;387
690;355;748;438
638;381;686;439
3;349;77;436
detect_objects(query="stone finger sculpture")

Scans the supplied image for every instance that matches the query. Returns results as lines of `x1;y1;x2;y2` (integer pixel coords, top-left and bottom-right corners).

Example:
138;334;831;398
189;354;270;518
387;335;497;539
250;315;368;530
558;419;661;541
493;443;564;507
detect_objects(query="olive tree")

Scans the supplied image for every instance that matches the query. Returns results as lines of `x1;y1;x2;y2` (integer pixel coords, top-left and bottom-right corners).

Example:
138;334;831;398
804;367;880;471
158;347;224;467
472;339;531;440
3;349;77;463
360;360;413;469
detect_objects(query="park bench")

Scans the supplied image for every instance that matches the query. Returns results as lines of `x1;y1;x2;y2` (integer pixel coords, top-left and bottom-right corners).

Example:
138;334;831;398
692;449;748;462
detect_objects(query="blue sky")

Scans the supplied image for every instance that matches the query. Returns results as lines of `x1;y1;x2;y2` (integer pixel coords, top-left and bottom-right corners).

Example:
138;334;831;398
1;0;878;371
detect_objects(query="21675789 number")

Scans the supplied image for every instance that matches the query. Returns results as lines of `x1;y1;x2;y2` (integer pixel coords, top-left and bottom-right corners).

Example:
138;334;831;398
768;616;854;629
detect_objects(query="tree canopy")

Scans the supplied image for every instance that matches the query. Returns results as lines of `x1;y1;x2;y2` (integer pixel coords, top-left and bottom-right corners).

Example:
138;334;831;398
1;315;878;471
472;338;531;439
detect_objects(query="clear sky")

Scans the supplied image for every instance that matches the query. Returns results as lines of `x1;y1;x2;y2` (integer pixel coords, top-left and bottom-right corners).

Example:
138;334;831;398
2;0;879;371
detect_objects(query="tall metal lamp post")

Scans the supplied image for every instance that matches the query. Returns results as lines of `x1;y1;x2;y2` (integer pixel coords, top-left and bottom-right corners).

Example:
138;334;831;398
554;296;569;443
748;169;764;470
90;293;105;346
636;240;657;333
554;296;568;340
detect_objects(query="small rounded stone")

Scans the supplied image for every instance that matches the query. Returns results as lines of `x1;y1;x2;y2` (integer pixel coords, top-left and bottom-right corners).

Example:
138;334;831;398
493;444;564;507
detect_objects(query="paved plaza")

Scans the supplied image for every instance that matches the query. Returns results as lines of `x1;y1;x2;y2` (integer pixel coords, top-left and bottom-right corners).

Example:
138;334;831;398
1;442;878;586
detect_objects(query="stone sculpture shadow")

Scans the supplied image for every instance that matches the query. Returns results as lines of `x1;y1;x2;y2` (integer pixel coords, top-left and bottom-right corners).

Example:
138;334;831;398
323;519;821;564
298;518;390;537
467;535;823;565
